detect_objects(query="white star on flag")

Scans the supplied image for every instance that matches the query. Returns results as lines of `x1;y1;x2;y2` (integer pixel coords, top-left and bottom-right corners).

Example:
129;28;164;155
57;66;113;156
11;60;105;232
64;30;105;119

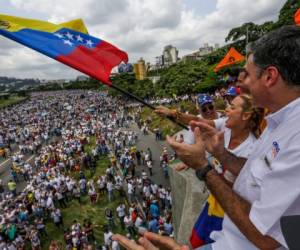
76;35;83;42
63;40;73;46
86;40;93;47
65;32;74;40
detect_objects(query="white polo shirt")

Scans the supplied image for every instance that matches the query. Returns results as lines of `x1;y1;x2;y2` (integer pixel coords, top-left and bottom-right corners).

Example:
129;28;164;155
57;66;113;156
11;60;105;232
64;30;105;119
212;97;300;250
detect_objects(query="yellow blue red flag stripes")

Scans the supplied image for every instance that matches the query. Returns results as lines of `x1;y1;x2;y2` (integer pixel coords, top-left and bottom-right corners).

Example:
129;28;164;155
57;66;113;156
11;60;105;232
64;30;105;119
190;194;224;249
0;14;128;84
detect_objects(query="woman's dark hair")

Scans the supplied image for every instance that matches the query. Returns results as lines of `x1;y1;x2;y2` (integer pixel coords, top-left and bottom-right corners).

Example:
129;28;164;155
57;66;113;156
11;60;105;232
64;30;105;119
247;25;300;86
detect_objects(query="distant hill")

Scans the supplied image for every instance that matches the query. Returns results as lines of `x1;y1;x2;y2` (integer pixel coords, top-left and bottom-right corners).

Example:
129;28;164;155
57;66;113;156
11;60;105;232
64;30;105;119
0;76;40;91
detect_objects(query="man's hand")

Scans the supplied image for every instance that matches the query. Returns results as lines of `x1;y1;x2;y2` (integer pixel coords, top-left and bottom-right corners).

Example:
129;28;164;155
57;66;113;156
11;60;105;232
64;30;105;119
190;121;225;158
167;127;207;169
154;106;176;118
112;232;189;250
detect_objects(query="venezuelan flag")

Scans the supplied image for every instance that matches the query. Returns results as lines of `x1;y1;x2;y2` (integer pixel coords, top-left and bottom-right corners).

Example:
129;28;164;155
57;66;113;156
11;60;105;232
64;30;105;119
190;194;224;249
0;14;128;84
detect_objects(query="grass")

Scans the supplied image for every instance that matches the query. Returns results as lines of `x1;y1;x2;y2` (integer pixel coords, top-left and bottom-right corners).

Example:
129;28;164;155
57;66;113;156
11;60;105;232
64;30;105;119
43;189;126;249
84;137;96;155
39;138;127;249
0;96;27;108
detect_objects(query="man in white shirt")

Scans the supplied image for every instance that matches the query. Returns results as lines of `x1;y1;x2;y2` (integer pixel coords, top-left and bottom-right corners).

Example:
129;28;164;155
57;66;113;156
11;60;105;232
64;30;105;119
167;25;300;250
146;160;153;176
116;203;126;230
112;239;120;250
113;25;300;250
143;184;151;199
107;181;114;202
127;181;135;204
104;228;113;247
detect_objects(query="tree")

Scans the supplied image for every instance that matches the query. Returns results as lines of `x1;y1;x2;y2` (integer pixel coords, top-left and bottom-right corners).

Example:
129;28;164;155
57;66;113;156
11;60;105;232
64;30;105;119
225;22;273;45
274;0;300;28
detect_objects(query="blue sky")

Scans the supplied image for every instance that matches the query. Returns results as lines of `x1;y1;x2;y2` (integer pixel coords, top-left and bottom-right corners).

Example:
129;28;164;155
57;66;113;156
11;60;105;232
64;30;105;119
0;0;286;79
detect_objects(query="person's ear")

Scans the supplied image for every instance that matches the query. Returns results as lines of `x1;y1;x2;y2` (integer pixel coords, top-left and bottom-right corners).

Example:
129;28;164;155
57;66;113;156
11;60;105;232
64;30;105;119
242;111;252;121
263;66;279;88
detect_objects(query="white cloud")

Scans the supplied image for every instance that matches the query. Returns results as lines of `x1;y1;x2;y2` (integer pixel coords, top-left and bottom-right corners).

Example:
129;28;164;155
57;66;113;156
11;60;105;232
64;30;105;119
0;0;286;79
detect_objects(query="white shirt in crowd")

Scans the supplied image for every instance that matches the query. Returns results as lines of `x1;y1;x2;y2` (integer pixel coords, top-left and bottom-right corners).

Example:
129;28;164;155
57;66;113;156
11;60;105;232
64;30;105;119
112;240;120;250
135;216;143;228
104;231;113;246
107;182;113;192
124;215;133;227
116;204;126;218
127;183;134;194
143;186;151;198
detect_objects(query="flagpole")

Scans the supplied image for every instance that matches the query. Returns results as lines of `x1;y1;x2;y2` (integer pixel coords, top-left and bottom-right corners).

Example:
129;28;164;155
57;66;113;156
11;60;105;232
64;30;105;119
109;83;189;130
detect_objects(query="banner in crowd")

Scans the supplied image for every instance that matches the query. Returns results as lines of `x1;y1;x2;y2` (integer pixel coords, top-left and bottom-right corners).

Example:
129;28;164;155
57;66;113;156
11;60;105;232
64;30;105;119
0;14;128;84
214;47;245;72
295;8;300;26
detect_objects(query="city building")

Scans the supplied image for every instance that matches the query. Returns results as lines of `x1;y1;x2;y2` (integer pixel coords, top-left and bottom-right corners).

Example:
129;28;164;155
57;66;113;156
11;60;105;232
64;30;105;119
154;45;179;69
133;58;147;80
155;55;164;68
182;43;220;62
198;43;214;56
163;45;179;66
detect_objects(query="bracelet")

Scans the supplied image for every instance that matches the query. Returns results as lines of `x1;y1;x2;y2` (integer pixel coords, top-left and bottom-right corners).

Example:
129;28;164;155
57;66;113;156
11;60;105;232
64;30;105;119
176;110;180;120
170;109;178;119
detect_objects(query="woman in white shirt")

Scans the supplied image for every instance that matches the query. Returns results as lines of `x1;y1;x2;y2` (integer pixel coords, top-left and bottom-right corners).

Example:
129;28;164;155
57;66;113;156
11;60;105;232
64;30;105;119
189;94;265;249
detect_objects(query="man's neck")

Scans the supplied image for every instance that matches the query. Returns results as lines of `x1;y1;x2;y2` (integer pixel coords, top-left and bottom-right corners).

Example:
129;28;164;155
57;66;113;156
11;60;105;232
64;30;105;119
268;89;300;113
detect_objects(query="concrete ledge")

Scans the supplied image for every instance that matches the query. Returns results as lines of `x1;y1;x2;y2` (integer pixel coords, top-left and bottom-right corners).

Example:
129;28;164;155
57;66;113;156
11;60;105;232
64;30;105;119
169;163;209;245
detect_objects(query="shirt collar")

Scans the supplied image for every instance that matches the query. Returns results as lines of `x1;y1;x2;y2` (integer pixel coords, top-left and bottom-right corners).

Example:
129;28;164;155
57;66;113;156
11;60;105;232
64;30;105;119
266;97;300;130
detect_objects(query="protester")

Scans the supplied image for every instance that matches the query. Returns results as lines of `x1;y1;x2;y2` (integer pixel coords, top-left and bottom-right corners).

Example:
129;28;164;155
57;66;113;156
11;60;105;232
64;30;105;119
155;93;221;125
189;94;264;248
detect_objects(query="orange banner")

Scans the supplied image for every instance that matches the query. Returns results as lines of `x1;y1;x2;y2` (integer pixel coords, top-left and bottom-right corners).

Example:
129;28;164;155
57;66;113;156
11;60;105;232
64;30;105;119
295;8;300;26
214;47;245;72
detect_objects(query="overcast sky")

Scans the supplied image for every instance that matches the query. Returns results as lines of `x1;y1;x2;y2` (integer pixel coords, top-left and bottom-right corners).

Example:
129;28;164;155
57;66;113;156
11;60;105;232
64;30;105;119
0;0;286;80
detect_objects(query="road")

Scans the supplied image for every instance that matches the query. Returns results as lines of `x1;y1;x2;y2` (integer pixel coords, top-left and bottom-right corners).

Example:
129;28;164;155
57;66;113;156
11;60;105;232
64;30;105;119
0;152;35;192
0;136;60;192
129;123;172;188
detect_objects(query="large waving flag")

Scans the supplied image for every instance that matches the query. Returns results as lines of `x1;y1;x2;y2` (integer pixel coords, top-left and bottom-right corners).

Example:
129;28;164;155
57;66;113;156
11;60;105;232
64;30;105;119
214;47;245;72
0;14;128;84
295;8;300;26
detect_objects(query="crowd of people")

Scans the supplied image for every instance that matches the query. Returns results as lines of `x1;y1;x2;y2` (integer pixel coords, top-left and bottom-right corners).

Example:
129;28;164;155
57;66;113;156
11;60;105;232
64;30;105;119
0;91;173;249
